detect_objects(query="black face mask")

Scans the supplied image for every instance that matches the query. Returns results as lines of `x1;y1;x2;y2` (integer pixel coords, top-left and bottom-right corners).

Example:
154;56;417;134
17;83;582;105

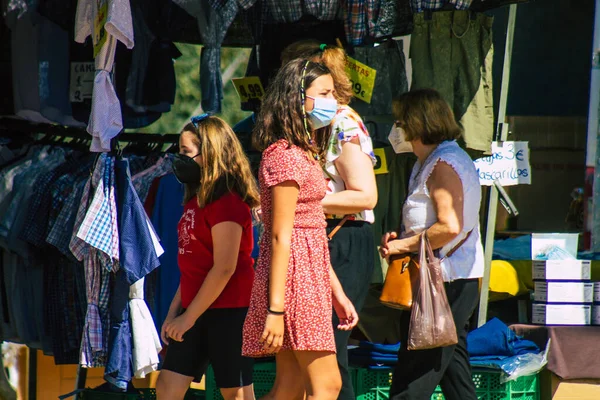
172;153;201;184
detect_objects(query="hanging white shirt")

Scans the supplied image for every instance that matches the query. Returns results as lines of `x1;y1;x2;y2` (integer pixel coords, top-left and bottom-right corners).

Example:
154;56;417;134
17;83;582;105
75;0;134;152
129;278;162;378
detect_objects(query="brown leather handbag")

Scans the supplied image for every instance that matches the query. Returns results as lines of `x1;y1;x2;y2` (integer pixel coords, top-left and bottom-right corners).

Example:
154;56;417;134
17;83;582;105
379;234;423;310
379;230;472;310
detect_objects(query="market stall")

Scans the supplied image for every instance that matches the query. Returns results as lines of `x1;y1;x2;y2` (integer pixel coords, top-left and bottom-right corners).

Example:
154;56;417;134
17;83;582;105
0;0;597;399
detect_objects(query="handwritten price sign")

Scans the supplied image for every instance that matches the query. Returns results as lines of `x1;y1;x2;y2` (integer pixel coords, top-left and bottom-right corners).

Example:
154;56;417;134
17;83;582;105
473;142;532;186
70;62;96;102
345;57;376;104
231;77;265;103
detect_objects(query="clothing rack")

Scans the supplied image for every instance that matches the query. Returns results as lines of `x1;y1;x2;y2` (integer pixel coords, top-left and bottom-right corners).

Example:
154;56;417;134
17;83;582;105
0;117;179;399
0;117;180;145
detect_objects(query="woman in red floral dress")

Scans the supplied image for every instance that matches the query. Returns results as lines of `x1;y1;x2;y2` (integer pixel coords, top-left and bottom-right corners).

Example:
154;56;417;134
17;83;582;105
242;59;358;400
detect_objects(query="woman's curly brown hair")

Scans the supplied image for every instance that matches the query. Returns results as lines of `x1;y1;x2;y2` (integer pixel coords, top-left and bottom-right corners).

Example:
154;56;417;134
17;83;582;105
281;40;353;106
253;59;332;158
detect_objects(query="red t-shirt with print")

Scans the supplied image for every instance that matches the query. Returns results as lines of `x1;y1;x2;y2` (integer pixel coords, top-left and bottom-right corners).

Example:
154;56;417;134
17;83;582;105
178;192;255;309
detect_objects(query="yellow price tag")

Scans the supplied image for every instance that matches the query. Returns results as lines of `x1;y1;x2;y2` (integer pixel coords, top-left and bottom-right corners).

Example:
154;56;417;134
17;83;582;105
231;77;265;103
345;56;377;104
93;0;109;58
373;148;388;175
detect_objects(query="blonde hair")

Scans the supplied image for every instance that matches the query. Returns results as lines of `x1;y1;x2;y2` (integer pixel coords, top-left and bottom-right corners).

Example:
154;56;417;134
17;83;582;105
180;117;260;209
281;40;353;105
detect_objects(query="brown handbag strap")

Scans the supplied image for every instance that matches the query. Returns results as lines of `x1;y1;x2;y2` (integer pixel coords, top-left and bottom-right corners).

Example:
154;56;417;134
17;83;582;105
327;216;350;240
444;229;474;258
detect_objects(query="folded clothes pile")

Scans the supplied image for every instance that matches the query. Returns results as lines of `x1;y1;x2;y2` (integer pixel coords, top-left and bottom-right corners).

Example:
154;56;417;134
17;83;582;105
348;317;543;375
348;341;400;369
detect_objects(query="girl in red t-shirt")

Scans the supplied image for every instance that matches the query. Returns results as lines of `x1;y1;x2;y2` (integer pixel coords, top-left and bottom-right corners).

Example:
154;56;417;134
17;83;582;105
156;115;260;400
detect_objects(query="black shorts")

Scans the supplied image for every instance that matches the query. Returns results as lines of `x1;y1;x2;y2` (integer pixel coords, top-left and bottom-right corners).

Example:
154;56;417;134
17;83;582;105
161;307;254;388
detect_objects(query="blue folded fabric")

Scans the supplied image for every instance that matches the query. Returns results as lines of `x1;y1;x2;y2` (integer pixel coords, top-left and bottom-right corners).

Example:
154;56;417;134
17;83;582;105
467;317;539;357
349;354;398;367
492;235;532;260
349;349;400;359
470;353;543;376
469;355;509;371
348;341;400;368
470;355;510;362
355;341;401;354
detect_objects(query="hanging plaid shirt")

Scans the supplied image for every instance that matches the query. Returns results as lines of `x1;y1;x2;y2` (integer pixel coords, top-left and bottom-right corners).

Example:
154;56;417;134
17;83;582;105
208;0;257;12
132;154;173;203
79;249;103;367
20;155;89;248
344;0;370;46
410;0;472;13
78;250;112;368
0;147;65;239
70;158;107;368
96;266;111;366
76;155;120;271
47;179;88;259
344;0;400;46
262;0;339;23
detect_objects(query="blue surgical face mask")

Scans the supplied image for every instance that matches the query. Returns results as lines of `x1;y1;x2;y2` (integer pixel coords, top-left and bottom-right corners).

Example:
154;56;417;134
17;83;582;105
306;96;338;129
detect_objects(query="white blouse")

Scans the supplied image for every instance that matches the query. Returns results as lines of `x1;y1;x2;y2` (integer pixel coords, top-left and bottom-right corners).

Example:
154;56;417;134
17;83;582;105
324;105;377;223
401;140;484;282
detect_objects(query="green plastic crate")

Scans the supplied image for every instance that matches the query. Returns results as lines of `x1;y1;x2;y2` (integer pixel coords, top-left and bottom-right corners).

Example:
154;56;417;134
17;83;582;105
184;390;206;400
78;388;156;400
77;388;204;400
353;368;540;400
207;361;539;400
353;368;393;400
206;361;276;400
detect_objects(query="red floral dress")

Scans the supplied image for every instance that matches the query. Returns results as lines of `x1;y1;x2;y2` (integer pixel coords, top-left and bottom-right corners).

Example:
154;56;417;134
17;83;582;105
242;140;335;356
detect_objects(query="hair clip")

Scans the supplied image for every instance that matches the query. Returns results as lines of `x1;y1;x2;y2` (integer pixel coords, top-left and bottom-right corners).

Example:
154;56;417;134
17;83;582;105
319;43;327;51
300;60;311;139
191;113;211;128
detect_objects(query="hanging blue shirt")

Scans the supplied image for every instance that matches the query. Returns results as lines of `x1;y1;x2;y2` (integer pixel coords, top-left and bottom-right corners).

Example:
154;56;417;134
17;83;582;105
150;173;184;331
106;157;161;388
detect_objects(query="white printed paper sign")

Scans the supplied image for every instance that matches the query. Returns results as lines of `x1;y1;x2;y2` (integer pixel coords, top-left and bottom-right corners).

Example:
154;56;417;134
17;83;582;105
473;142;531;186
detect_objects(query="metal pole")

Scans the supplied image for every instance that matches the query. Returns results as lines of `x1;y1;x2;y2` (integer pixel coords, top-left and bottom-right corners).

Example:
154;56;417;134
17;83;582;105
478;4;518;327
585;1;600;169
589;0;600;251
73;365;87;400
28;348;36;400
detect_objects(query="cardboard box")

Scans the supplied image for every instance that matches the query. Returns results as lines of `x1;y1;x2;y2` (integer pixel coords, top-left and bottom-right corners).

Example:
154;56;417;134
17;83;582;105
534;281;594;303
532;303;591;325
593;304;600;326
532;260;591;280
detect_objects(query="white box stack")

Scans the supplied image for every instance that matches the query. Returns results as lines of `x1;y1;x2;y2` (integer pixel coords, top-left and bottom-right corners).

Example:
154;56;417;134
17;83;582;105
532;303;591;325
592;282;600;326
532;259;591;281
532;260;592;325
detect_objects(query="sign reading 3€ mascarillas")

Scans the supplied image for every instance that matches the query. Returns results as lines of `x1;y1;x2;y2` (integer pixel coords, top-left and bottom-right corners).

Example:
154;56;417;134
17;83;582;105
473;141;531;186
